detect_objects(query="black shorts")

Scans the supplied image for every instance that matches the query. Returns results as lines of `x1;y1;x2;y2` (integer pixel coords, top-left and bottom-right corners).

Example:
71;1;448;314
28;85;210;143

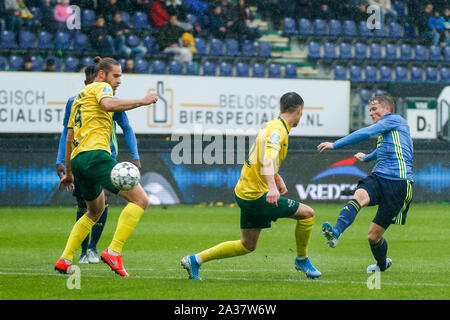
357;174;413;230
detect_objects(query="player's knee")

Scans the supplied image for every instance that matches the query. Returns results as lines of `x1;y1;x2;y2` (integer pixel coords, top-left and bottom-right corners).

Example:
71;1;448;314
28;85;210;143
297;205;314;219
367;232;380;245
134;196;149;210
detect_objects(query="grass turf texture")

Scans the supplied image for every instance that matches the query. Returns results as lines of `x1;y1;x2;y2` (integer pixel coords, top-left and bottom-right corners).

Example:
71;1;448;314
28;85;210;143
0;203;448;300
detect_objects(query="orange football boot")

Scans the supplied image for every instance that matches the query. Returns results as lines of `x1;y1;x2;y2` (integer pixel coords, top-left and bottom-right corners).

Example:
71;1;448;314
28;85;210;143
101;249;129;277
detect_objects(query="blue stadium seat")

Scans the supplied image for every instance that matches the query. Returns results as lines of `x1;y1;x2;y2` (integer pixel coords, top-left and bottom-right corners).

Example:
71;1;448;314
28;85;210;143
202;61;216;76
395;66;408;82
339;42;352;59
151;59;166;74
393;1;406;17
313;19;327;36
241;40;255;57
343;20;357;37
82;9;96;28
118;58;126;70
379;65;392;82
358;21;371;37
429;45;442;61
282;17;297;36
360;89;372;103
236;62;249;77
257;41;271;57
252;63;265;77
127;35;140;47
186;13;198;25
55;32;71;50
143;35;157;53
441;67;450;83
375;89;386;95
410;67;423;82
308;41;321;59
19;30;35;49
414;45;427;61
444;46;450;61
349;65;362;82
65;56;80;72
369;43;382;60
323;42;336;59
219;61;233;76
298;18;312;36
1;31;17;49
31;56;43;72
425;67;438;82
169;60;183;75
373;25;387;38
73;32;89;51
225;38;239;56
209;38;223;56
29;7;41;22
284;64;297;78
268;63;281;78
37;31;53;50
194;37;207;55
0;56;6;71
135;59;149;74
329;19;342;36
399;44;412;60
388;22;402;38
45;56;61;72
9;55;23;70
334;65;347;80
186;61;199;75
385;43;398;60
364;65;377;83
81;56;94;67
354;42;367;60
403;23;416;38
133;12;150;30
121;11;132;28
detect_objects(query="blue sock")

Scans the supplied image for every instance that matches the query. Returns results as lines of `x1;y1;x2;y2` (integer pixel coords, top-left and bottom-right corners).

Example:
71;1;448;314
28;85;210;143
334;199;361;236
88;205;108;252
76;206;89;255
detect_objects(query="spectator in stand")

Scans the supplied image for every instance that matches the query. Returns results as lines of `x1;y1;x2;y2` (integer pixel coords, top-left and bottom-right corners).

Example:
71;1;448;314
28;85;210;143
150;0;170;28
351;1;369;22
417;3;434;36
220;0;239;33
208;3;228;39
22;57;33;71
124;58;135;73
156;15;193;63
101;0;122;22
40;0;57;32
45;58;56;72
365;0;397;25
165;0;194;31
444;8;450;41
108;12;147;60
234;0;261;40
255;0;282;29
427;9;449;45
5;0;24;34
89;16;116;55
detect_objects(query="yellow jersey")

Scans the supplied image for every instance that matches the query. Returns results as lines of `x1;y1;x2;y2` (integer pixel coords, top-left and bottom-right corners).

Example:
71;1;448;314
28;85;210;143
67;82;115;159
234;116;291;200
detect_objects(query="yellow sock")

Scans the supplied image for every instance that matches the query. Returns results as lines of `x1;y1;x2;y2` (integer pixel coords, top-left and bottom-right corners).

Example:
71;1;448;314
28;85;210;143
61;215;95;262
109;202;144;254
199;240;251;263
295;217;314;257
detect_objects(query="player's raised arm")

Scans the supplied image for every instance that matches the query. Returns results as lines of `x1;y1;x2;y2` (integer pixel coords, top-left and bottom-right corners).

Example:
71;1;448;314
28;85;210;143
100;93;158;112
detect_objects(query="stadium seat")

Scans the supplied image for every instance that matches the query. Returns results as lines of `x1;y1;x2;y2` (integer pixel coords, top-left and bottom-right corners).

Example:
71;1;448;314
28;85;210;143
308;41;321;59
373;24;387;38
329;19;342;36
151;60;166;74
403;23;416;38
410;67;423;82
202;61;216;76
339;42;352;59
19;30;35;49
343;20;357;37
45;56;61;72
385;43;398;60
209;38;223;56
429;45;442;61
73;33;89;51
388;22;402;38
313;19;327;36
219;61;233;76
425;67;438;82
241;40;255;57
379;65;392;82
360;89;372;103
354;42;367;60
414;45;427;61
393;1;406;17
133;11;150;30
194;37;207;55
118;58;126;70
225;38;239;56
441;67;450;83
81;9;96;28
268;63;281;78
1;31;17;49
334;65;347;80
252;63;265;77
134;59;149;74
323;42;336;59
65;56;80;72
349;65;362;82
186;61;199;75
364;65;377;83
257;41;271;57
125;35;140;49
121;11;132;28
358;21;371;37
284;64;297;78
81;56;94;67
282;17;297;36
143;35;157;53
9;55;23;71
444;46;450;61
31;56;43;72
37;31;53;50
236;62;249;77
399;44;412;60
298;18;312;36
0;56;6;71
55;32;71;50
369;43;382;60
169;60;183;75
395;66;408;82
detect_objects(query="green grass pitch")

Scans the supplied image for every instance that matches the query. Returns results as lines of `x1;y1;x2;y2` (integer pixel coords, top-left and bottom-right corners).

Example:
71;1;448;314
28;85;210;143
0;203;448;300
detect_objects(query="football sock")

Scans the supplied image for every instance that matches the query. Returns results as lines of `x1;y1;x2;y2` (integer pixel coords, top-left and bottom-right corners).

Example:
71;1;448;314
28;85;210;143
198;240;251;264
108;202;144;254
61;214;96;262
76;206;89;255
370;237;388;271
295;217;314;258
88;205;108;252
334;199;361;235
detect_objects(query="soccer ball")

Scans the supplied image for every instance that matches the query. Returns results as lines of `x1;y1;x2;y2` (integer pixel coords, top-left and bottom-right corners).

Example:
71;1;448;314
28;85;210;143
110;162;141;191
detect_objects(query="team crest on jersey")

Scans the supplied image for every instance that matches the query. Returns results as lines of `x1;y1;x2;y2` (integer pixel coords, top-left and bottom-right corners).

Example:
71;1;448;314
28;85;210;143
270;133;281;143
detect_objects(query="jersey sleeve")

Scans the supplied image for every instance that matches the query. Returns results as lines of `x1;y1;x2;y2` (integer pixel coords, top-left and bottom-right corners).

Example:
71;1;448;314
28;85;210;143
333;121;386;149
262;127;284;174
94;83;114;104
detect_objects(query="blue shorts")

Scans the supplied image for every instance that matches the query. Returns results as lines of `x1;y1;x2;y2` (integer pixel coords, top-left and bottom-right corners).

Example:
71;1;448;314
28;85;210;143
357;174;413;230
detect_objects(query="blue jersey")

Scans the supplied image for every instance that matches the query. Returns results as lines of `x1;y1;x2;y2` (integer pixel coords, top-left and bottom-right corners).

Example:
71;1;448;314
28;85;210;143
333;113;414;182
56;96;139;164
